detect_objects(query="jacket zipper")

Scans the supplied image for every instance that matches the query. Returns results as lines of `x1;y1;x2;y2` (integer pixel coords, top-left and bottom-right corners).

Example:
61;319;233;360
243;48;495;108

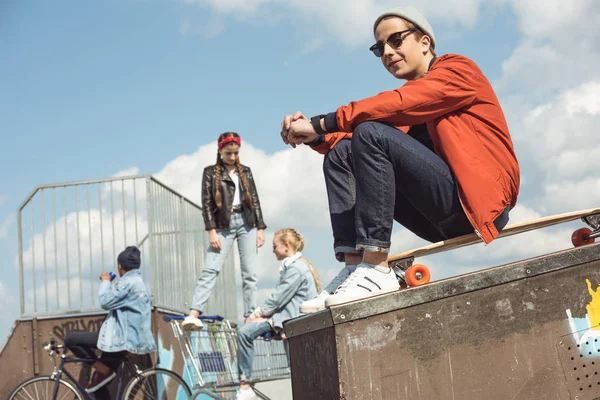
458;193;483;240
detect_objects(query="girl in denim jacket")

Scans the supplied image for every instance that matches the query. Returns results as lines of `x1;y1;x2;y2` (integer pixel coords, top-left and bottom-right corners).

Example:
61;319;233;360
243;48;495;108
64;246;156;393
183;132;267;330
235;228;321;400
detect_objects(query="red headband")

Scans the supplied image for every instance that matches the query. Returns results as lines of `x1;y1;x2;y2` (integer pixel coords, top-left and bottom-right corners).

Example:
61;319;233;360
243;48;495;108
218;136;241;150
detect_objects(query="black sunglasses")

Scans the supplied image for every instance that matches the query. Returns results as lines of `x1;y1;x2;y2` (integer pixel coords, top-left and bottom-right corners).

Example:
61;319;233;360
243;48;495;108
369;28;418;57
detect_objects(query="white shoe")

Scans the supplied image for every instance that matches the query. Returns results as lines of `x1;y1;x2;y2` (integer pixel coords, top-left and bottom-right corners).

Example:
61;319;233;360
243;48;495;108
236;387;256;400
324;264;356;294
181;316;203;330
299;265;356;314
324;263;399;307
299;290;330;314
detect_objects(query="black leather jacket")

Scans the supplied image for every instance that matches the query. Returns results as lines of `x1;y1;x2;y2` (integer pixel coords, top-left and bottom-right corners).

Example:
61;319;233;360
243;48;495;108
201;164;267;231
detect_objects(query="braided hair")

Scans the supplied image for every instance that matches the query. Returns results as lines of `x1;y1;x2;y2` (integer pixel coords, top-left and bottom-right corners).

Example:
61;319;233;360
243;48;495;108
214;132;253;209
274;228;322;293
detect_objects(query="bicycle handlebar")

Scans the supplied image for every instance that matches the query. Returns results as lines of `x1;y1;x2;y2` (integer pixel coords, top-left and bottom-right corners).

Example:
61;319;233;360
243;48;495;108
43;338;64;355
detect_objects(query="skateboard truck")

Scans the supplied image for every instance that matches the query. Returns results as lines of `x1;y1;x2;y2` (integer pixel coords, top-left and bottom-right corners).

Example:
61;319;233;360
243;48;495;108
572;213;600;247
390;257;431;288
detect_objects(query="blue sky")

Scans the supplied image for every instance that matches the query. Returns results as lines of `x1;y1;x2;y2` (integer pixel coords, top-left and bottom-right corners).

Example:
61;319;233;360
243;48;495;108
1;0;599;346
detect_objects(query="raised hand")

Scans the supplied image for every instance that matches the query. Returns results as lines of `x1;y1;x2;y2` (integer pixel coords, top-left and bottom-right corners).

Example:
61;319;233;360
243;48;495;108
288;119;318;145
280;111;308;148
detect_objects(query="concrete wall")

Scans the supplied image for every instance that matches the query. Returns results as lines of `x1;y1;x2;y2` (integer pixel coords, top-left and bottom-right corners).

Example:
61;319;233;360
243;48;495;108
286;243;600;400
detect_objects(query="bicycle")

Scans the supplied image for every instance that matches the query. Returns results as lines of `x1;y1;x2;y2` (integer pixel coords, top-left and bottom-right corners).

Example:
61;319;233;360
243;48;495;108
9;337;192;400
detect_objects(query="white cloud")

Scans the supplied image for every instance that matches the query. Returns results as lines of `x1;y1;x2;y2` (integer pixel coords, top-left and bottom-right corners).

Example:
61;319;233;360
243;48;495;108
496;40;600;99
543;178;600;213
155;141;330;230
0;194;8;208
564;82;600;116
24;277;100;315
498;0;600;40
494;0;600;97
183;0;487;45
184;0;272;15
0;214;14;240
113;167;140;178
509;81;600;213
506;204;542;224
18;208;149;271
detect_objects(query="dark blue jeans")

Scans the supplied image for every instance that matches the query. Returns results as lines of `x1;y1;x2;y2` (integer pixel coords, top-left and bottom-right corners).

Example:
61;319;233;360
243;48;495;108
323;121;508;261
64;331;125;371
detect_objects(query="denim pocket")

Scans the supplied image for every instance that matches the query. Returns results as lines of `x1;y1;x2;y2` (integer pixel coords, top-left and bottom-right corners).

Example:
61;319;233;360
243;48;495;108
438;212;474;240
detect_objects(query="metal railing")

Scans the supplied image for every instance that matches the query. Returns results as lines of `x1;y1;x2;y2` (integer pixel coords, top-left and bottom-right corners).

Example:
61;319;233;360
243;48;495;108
17;175;237;321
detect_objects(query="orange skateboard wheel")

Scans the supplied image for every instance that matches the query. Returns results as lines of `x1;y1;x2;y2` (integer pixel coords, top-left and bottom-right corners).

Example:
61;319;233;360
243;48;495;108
405;264;431;287
572;227;595;247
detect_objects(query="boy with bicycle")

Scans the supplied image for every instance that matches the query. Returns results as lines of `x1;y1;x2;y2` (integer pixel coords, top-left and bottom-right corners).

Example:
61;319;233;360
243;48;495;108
64;246;156;393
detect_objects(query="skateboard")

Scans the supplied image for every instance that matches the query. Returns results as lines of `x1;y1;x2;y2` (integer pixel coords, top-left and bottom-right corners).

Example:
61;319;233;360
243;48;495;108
389;208;600;288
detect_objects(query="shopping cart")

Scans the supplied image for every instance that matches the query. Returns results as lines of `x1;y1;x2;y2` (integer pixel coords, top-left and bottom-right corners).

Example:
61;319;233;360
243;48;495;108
252;331;291;382
165;315;291;400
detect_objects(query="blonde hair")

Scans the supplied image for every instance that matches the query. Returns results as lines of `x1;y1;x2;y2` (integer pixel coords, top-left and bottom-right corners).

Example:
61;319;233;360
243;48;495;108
274;228;322;293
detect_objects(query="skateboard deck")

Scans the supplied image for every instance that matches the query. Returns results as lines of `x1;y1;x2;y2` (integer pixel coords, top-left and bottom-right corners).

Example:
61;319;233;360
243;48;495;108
389;207;600;285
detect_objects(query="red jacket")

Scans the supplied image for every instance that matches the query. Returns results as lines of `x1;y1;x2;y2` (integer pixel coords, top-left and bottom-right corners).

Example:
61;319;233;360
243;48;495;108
312;54;520;244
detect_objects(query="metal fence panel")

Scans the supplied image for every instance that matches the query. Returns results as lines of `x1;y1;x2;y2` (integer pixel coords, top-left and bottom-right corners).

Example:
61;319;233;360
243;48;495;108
17;175;237;322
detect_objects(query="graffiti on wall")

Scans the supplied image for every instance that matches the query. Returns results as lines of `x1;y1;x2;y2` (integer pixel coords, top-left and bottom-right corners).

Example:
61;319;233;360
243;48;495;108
566;279;600;356
51;317;105;342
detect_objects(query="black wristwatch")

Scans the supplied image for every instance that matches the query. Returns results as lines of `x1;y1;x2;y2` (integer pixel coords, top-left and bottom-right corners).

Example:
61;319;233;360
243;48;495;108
310;115;327;135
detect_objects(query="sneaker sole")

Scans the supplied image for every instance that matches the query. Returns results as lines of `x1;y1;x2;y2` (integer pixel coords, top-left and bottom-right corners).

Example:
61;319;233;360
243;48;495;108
325;286;399;308
299;305;325;314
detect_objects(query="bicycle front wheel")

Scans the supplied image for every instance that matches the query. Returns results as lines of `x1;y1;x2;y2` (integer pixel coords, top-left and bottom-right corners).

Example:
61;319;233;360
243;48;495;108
123;367;191;399
9;376;83;400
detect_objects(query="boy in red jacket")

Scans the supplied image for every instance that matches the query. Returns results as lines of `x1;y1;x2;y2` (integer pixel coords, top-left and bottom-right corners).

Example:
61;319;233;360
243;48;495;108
281;6;520;311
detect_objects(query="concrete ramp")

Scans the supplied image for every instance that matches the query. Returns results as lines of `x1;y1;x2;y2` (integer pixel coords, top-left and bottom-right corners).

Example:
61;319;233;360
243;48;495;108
285;243;600;400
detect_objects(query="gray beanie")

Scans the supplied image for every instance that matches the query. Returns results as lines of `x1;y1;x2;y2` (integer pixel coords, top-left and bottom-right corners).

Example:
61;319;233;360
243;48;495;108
373;6;436;50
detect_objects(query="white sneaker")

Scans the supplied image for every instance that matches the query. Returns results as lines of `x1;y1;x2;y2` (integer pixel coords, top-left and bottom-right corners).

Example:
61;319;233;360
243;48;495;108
236;387;256;400
299;265;356;314
299;290;330;314
324;264;356;294
324;263;399;307
181;316;203;330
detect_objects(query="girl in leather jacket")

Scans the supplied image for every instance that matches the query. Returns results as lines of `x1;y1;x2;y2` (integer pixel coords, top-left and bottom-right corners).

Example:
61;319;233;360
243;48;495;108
183;132;267;330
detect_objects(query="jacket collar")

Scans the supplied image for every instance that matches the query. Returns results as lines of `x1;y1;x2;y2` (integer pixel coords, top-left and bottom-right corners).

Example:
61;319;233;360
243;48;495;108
218;163;239;183
121;269;141;280
427;56;438;72
279;252;302;272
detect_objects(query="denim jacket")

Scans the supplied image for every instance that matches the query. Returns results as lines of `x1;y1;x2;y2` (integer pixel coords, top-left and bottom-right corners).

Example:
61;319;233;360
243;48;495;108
259;253;317;329
97;269;156;354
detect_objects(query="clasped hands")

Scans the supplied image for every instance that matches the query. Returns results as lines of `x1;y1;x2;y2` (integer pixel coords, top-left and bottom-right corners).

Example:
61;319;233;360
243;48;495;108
280;112;319;148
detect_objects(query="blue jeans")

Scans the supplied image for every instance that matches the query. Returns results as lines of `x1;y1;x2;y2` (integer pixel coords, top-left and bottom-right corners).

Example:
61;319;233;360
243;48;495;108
324;121;509;261
191;213;258;317
237;321;275;381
